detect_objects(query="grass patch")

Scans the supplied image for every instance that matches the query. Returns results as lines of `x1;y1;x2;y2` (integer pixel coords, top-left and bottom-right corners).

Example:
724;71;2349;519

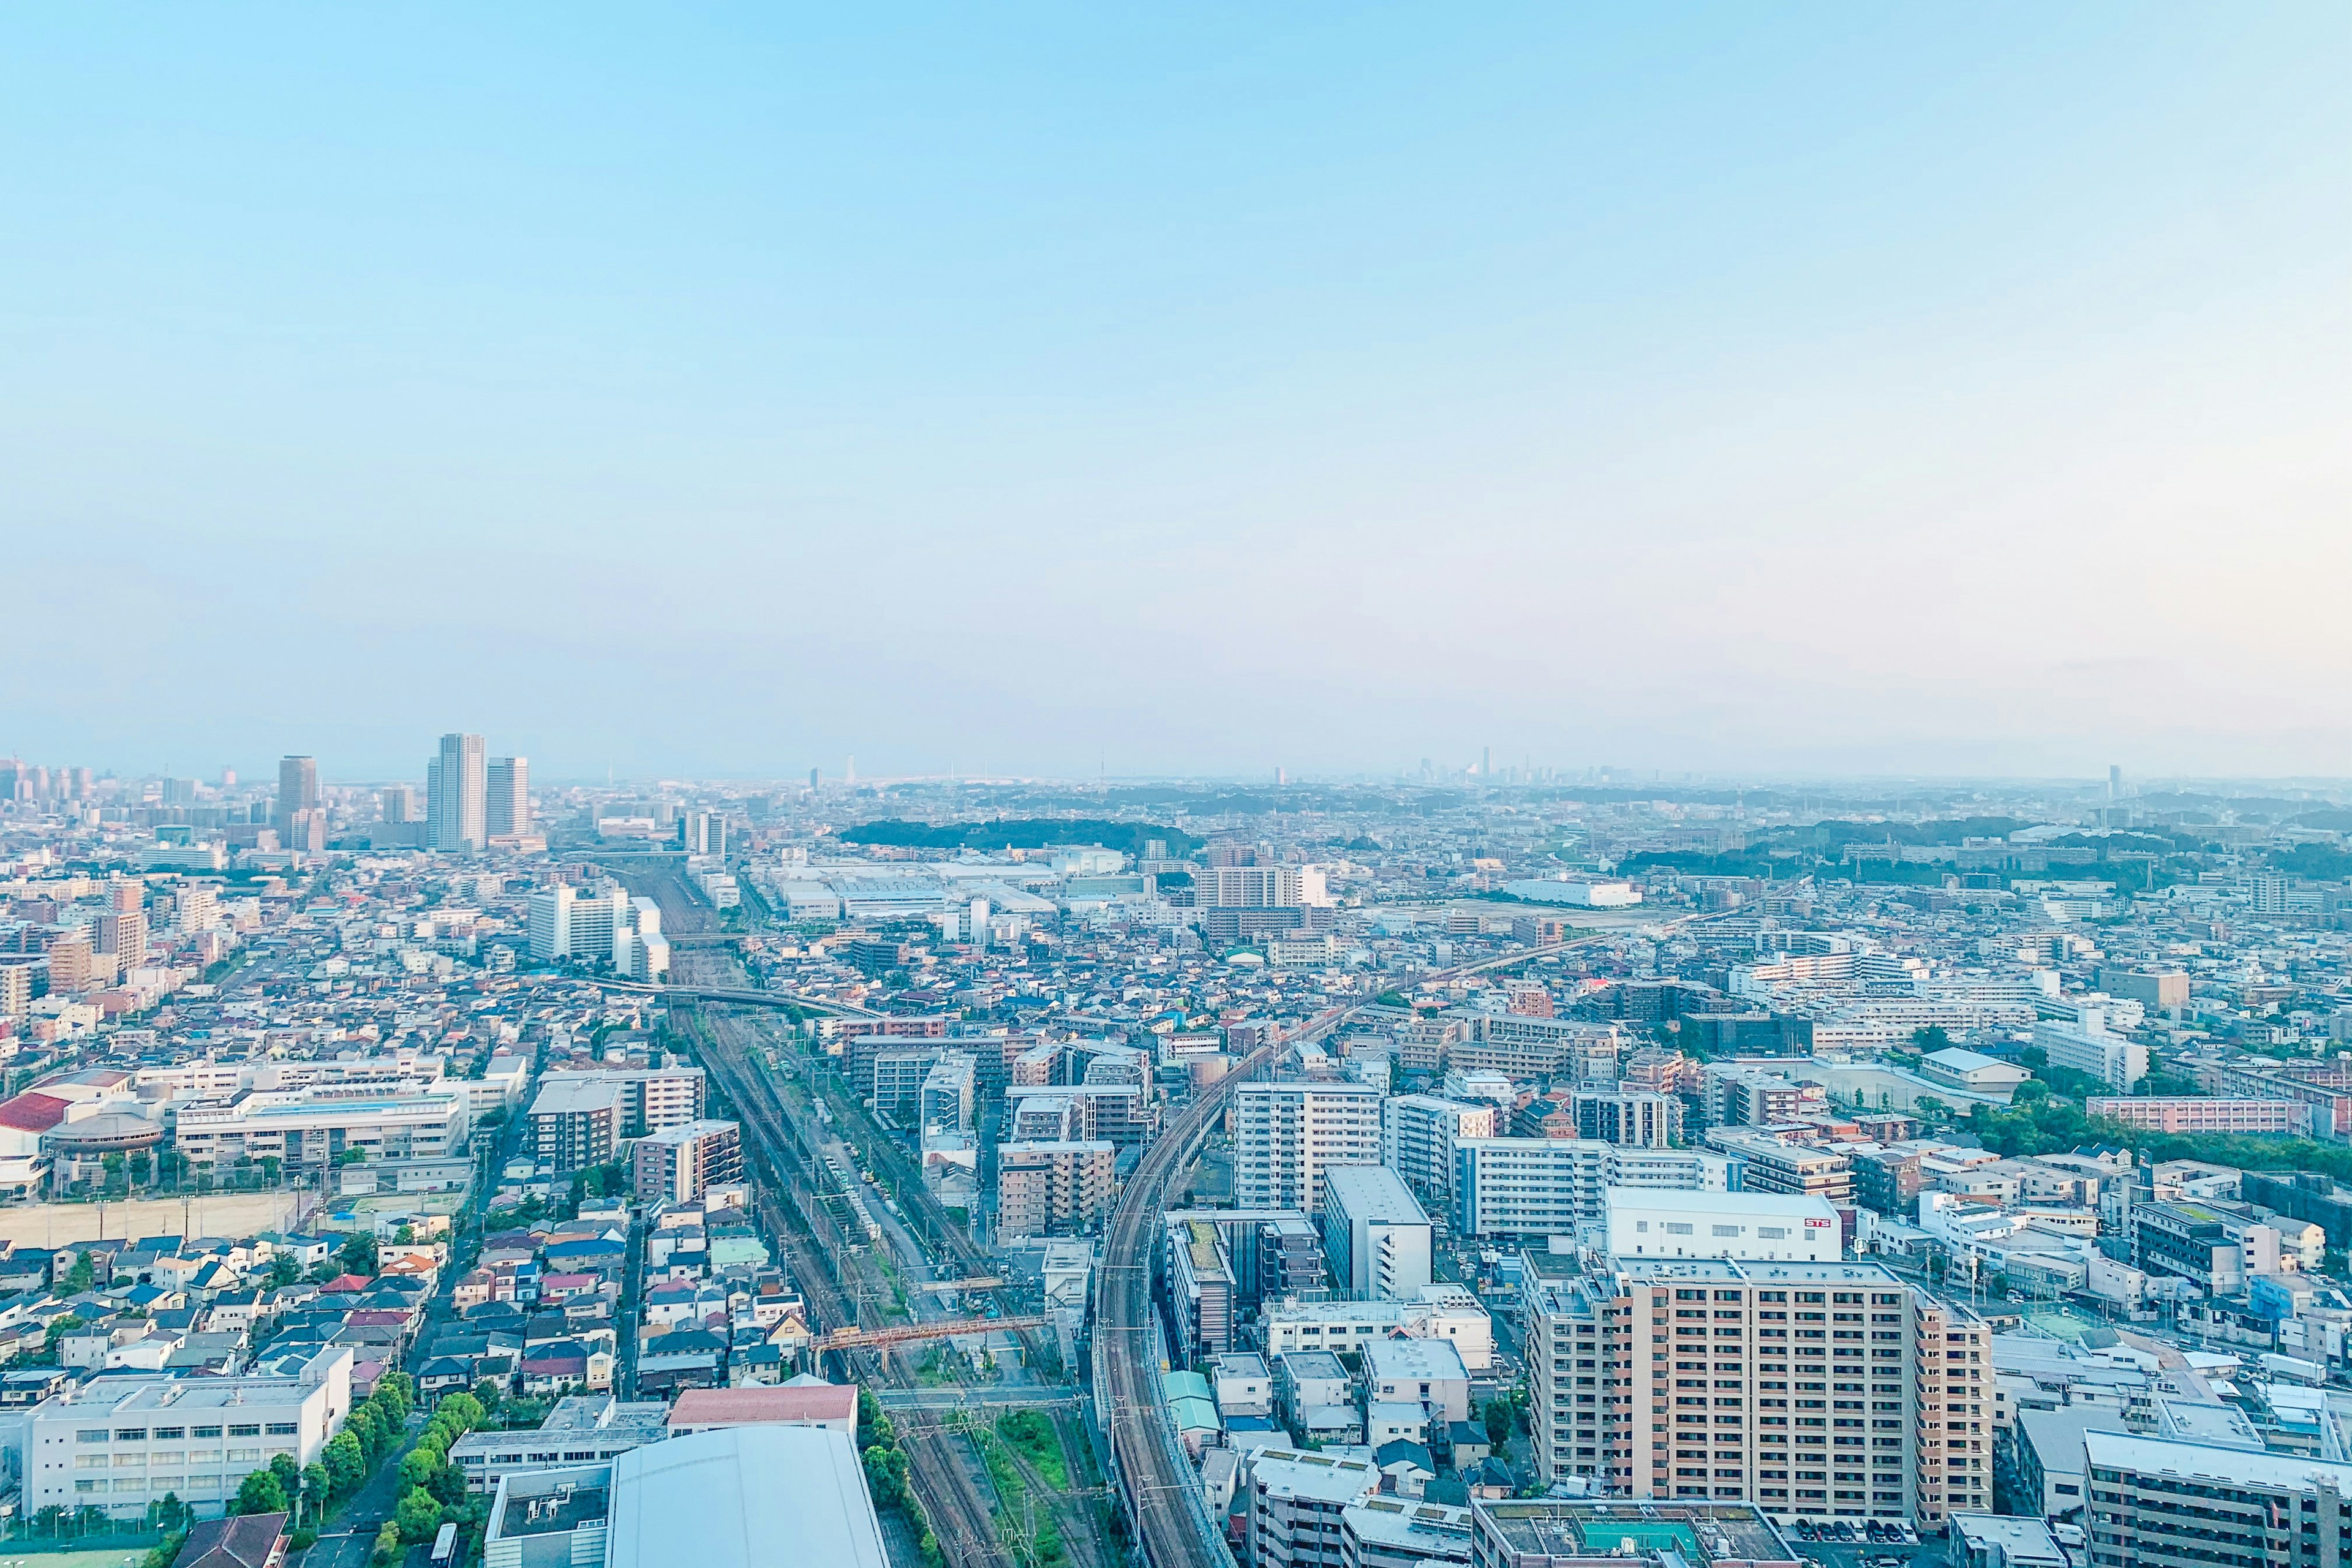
997;1411;1070;1491
967;1426;1066;1568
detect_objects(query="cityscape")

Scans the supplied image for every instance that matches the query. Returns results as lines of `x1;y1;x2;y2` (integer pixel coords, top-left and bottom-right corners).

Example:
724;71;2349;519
5;754;2352;1568
8;10;2351;1568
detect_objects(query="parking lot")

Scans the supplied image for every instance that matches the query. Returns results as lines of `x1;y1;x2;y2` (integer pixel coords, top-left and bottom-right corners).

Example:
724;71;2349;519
1791;1537;1943;1568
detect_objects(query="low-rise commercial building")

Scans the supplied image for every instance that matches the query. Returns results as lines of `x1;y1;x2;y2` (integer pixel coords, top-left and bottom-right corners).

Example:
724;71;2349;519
26;1351;355;1521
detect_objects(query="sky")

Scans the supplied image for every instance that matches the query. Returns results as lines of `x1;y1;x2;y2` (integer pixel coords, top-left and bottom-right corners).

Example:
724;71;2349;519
5;6;2350;785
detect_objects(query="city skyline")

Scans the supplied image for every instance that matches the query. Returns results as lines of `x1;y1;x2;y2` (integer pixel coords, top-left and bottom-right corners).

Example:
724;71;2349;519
6;8;2350;779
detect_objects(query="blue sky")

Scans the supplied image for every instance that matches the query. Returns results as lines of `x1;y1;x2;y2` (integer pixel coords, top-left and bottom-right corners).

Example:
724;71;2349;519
6;7;2350;783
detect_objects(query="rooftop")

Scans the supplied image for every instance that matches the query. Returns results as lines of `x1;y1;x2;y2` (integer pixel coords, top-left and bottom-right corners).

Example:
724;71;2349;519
606;1426;888;1568
1475;1499;1800;1567
2086;1428;2352;1495
665;1382;856;1428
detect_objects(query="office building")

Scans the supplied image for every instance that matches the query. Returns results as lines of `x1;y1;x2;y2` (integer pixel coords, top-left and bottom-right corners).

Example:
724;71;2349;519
1453;1140;1726;1238
427;731;488;852
486;756;531;840
1469;1500;1800;1568
451;1395;673;1494
379;784;421;823
274;756;318;845
1381;1095;1496;1208
1321;1164;1433;1302
1604;1189;1842;1263
633;1120;744;1205
997;1140;1115;1237
25;1349;355;1521
1235;1080;1384;1215
2032;1015;2146;1093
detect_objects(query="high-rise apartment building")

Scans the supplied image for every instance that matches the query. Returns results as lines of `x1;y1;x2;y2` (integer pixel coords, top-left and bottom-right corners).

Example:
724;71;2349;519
1234;1080;1384;1215
682;808;726;857
274;755;318;842
427;732;487;851
1521;1257;1974;1529
486;756;530;840
379;784;421;823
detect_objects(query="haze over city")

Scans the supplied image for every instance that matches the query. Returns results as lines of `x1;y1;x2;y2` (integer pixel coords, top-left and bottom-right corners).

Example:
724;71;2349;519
10;17;2352;1568
8;7;2351;781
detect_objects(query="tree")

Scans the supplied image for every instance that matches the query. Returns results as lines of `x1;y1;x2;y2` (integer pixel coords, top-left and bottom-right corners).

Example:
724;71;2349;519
862;1444;907;1510
1912;1025;1953;1052
2013;1080;2051;1104
270;1254;301;1289
399;1447;443;1492
270;1453;301;1502
323;1432;366;1498
396;1486;445;1544
66;1253;94;1292
371;1521;402;1567
234;1468;288;1516
1483;1397;1513;1450
339;1232;379;1277
437;1391;486;1432
128;1149;153;1187
301;1463;330;1521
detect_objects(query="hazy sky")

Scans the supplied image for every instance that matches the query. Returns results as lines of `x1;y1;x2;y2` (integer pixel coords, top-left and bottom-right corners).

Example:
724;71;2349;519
6;7;2350;784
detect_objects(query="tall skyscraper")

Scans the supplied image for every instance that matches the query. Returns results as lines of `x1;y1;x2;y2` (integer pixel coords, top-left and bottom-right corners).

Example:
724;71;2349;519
379;784;421;823
427;733;487;851
274;755;317;841
486;756;530;840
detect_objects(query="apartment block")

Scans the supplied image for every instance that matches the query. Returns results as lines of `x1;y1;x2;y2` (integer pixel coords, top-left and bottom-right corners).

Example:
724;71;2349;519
2084;1430;2352;1568
529;1076;622;1173
1235;1080;1384;1215
1574;1090;1685;1148
1521;1257;1945;1527
540;1065;706;1137
1246;1449;1379;1568
1320;1164;1432;1302
1381;1094;1496;1208
996;1140;1115;1238
1708;1133;1855;1207
632;1120;744;1206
